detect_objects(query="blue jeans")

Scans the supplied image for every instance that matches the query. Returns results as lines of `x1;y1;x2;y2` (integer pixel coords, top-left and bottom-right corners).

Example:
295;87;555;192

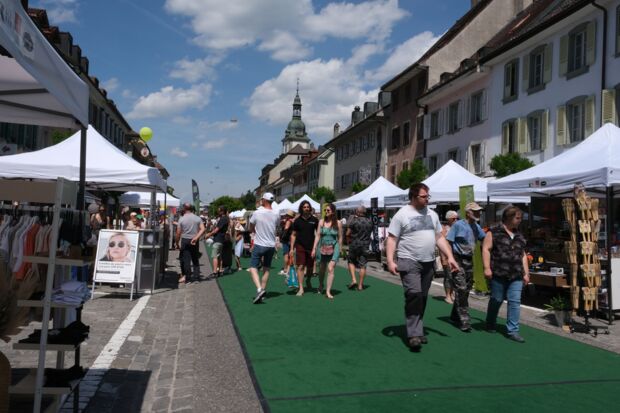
486;277;523;334
250;245;275;269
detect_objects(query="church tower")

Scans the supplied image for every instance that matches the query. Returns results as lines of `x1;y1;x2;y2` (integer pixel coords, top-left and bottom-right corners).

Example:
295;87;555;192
282;82;311;154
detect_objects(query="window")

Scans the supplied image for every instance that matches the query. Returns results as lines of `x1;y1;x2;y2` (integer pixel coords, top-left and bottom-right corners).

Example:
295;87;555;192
569;29;586;74
371;131;376;147
470;144;482;174
530;48;544;89
390;164;397;183
354;138;360;154
392;89;399;111
402;122;410;146
469;91;483;125
448;101;459;133
447;149;458;163
527;111;544;151
362;135;368;151
402;161;409;172
418;76;426;94
340;175;346;189
428;155;438;174
503;59;519;102
416;116;424;141
502;119;518;154
567;99;585;143
391;126;400;150
404;81;412;104
430;111;440;138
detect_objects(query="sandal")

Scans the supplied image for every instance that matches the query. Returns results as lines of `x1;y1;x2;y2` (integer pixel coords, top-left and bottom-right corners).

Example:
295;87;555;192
347;282;357;290
178;276;186;284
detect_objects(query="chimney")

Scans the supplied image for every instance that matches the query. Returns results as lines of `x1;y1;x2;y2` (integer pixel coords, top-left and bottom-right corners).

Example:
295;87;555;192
333;123;340;137
351;106;363;125
378;91;391;107
363;102;379;118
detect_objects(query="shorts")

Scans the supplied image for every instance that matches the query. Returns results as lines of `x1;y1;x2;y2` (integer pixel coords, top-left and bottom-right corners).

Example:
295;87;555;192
212;242;223;258
281;242;290;255
347;245;368;269
250;245;275;269
294;244;315;269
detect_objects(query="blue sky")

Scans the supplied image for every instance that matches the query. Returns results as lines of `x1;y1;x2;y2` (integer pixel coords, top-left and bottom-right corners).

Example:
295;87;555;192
35;0;469;202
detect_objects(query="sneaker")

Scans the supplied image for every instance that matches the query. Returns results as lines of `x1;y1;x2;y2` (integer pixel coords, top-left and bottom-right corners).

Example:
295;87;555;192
507;333;525;343
420;336;428;344
408;337;422;351
253;290;266;304
460;324;472;333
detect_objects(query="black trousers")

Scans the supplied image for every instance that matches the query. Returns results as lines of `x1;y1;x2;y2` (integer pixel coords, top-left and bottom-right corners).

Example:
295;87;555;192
180;238;200;278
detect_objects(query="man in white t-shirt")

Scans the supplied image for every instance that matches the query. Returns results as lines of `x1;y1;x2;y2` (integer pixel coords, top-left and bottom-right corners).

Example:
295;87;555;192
386;183;459;351
249;192;280;304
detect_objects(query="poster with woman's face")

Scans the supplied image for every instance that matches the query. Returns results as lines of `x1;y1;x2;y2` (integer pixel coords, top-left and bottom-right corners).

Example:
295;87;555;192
93;230;140;283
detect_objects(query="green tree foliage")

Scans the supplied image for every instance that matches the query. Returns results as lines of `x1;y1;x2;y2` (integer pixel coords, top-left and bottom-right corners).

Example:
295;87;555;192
239;190;256;210
51;130;73;145
209;196;244;216
396;159;428;189
351;182;368;194
489;153;534;178
312;186;336;203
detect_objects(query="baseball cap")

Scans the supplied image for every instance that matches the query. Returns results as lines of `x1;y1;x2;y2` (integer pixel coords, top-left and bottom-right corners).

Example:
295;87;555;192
465;202;483;211
262;192;275;201
445;210;458;219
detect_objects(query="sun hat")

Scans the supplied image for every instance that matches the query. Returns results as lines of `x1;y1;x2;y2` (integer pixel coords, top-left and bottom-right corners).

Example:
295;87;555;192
465;202;483;211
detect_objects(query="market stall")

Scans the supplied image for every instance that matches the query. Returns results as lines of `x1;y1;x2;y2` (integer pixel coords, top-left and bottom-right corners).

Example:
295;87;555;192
276;199;293;214
488;123;620;322
334;176;403;209
290;194;320;212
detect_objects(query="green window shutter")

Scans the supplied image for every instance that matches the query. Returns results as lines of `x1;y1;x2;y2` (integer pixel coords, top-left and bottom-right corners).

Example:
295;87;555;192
585;95;595;138
501;123;510;154
522;55;530;92
602;89;617;125
557;106;567;145
543;43;553;84
541;110;549;150
559;35;568;76
586;20;597;66
518;117;530;153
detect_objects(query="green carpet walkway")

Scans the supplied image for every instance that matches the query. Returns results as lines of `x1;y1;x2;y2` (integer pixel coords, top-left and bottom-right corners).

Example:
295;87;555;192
216;252;620;412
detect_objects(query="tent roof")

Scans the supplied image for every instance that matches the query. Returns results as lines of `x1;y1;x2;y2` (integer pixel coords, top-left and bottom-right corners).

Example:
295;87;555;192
334;176;404;209
120;191;180;207
488;123;620;197
0;125;166;191
291;194;320;212
0;2;88;127
385;160;528;206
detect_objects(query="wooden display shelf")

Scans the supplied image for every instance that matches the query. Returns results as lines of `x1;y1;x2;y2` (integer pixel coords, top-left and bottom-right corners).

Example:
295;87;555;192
9;369;76;395
530;271;569;288
23;256;93;266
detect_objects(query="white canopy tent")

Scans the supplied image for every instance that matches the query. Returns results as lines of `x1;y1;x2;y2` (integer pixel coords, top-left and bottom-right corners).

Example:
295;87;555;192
384;160;529;207
334;176;404;209
291;194;320;212
271;200;279;210
488;123;620;197
0;125;166;191
276;198;293;213
120;191;180;208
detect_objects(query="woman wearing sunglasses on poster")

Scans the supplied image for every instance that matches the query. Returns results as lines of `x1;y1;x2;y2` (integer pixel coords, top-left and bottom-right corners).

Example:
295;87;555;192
100;233;132;262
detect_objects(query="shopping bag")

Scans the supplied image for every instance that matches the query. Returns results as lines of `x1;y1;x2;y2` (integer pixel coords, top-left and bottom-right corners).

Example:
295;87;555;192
287;266;299;288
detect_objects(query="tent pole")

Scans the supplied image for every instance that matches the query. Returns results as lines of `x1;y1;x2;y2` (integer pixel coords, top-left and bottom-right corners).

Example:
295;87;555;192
77;127;87;210
606;186;614;324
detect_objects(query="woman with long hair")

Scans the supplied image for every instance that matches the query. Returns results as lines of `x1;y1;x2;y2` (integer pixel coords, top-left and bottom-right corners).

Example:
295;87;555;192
312;203;342;299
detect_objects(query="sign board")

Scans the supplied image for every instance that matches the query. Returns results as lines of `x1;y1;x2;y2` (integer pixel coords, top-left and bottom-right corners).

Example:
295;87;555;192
93;229;139;283
370;197;379;254
458;185;488;293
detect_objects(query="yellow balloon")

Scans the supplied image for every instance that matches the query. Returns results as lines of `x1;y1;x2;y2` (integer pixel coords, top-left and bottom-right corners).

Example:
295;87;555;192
139;127;153;142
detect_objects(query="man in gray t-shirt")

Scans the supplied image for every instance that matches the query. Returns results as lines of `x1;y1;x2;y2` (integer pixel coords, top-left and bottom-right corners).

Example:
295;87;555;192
386;183;458;351
176;203;205;283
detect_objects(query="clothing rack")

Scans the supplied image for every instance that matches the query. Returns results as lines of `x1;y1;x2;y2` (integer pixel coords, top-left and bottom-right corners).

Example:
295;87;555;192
1;178;88;413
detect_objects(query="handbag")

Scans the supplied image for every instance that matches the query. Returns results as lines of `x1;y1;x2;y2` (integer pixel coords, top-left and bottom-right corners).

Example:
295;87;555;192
287;266;299;288
320;244;335;255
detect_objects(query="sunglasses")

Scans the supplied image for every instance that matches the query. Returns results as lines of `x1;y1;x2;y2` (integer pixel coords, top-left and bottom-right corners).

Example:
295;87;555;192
109;241;126;248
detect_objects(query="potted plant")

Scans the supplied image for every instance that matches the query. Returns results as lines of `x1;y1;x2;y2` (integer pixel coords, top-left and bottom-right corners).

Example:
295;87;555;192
544;295;571;327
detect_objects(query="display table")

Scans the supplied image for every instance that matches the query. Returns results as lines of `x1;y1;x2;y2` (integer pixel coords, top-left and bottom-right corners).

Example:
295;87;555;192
530;271;569;288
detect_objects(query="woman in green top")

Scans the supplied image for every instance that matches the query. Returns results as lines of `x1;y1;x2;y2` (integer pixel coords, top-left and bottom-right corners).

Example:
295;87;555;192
312;203;343;299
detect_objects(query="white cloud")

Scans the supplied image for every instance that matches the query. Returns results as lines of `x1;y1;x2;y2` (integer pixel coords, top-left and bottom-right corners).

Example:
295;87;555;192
210;120;239;130
164;0;407;62
171;147;189;158
169;55;224;82
202;139;227;149
101;77;120;92
121;89;137;99
172;116;193;125
38;0;78;24
127;83;212;119
365;31;439;83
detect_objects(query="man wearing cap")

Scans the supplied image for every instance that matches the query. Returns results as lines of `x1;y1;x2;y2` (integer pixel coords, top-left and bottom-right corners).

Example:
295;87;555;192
248;192;280;303
446;202;487;332
386;183;459;351
176;203;206;284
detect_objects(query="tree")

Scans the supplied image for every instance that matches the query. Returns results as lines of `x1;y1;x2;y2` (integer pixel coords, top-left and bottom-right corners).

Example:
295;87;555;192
396;159;428;189
209;196;243;216
351;182;368;194
239;190;256;210
312;186;336;203
489;153;534;178
51;130;73;145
